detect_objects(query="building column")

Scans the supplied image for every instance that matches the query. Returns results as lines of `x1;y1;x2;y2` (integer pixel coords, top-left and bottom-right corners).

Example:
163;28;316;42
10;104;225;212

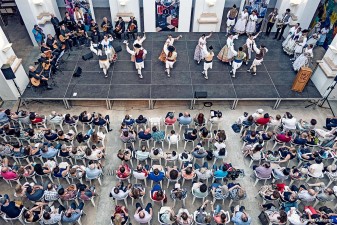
15;0;61;46
109;0;141;32
192;0;226;32
273;0;320;35
311;35;337;100
0;27;29;100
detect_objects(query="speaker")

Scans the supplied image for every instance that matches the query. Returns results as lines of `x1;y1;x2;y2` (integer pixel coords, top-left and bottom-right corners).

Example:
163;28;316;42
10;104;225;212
73;67;82;77
82;52;93;61
1;64;16;80
195;91;207;98
113;44;122;53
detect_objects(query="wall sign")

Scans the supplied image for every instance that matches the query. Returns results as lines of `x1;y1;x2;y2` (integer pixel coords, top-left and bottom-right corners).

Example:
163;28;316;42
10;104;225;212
155;0;180;32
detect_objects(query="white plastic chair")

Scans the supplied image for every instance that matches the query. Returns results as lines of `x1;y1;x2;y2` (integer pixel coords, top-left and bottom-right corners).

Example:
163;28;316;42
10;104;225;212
254;170;272;186
191;188;207;205
2;207;26;225
167;135;180;150
85;173;102;186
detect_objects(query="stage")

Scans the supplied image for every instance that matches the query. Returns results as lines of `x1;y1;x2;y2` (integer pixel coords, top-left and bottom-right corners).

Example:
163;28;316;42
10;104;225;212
21;32;322;109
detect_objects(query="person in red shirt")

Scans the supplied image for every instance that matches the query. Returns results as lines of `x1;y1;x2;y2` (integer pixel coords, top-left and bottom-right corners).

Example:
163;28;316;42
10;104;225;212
29;113;44;124
165;112;177;125
116;164;131;179
256;113;270;125
151;184;166;201
276;131;293;143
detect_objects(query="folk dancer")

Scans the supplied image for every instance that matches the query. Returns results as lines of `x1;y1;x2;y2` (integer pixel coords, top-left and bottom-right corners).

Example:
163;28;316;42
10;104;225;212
126;43;147;79
242;31;261;65
194;32;212;64
99;55;110;78
265;8;278;36
101;35;117;62
133;33;146;46
247;43;268;76
230;47;246;78
245;11;258;35
218;33;239;65
114;17;125;40
226;5;238;35
101;17;113;35
274;8;291;40
282;23;300;48
163;44;177;77
291;29;308;61
234;9;249;35
293;44;313;71
127;16;138;40
202;45;214;80
159;34;182;63
283;26;301;55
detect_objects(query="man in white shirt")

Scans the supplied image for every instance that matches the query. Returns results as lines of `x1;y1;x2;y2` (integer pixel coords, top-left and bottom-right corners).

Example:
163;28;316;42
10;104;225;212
48;111;63;125
281;112;297;131
308;158;324;178
134;202;153;223
195;162;213;180
214;139;226;151
109;182;131;200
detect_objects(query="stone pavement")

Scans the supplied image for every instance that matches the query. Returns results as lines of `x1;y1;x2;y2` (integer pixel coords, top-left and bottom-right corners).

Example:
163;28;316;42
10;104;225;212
1;98;336;225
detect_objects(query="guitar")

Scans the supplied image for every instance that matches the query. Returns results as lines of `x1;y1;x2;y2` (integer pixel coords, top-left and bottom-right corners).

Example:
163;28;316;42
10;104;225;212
59;31;73;42
30;69;47;87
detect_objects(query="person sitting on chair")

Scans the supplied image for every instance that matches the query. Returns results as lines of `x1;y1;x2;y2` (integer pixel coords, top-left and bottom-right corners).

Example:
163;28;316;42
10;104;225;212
28;66;52;90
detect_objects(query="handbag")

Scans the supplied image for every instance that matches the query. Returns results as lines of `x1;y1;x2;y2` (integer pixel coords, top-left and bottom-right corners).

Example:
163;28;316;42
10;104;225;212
258;211;270;225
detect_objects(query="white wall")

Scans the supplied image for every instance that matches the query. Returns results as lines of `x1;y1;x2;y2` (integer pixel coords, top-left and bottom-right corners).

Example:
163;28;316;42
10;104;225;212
109;0;141;31
192;0;226;32
0;27;29;100
178;0;193;32
16;0;61;46
143;0;156;32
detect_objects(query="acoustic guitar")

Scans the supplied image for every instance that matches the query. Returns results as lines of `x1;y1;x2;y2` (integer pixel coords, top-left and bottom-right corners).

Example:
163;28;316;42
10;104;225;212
59;31;73;42
30;70;46;87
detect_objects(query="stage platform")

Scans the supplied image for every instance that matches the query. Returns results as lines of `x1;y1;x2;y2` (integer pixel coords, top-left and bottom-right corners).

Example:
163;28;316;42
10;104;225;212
21;32;322;109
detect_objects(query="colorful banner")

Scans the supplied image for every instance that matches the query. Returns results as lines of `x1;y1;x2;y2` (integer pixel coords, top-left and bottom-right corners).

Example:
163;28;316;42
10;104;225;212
155;0;180;32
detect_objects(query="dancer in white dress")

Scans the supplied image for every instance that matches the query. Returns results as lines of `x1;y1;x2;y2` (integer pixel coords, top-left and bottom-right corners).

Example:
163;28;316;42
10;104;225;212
282;23;300;48
226;5;238;34
292;30;308;60
293;44;313;71
283;27;302;55
159;34;182;63
194;32;212;64
234;9;249;34
246;11;258;35
217;33;239;64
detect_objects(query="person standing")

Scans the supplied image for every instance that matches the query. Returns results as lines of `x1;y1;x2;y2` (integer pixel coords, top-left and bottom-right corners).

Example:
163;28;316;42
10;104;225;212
50;14;61;38
247;43;268;76
163;44;177;77
246;11;258;35
101;17;113;35
283;27;301;55
274;8;291;40
126;43;147;79
226;5;238;35
159;34;182;63
317;25;329;46
32;25;45;46
202;45;214;80
292;29;308;61
265;8;278;36
282;23;300;49
230;47;246;78
234;9;249;35
217;33;239;65
293;44;313;71
194;32;212;64
242;32;261;65
127;16;138;40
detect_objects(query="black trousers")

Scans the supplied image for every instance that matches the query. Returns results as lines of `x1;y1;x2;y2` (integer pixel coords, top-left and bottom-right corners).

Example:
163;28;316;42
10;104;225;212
274;25;287;40
265;22;274;36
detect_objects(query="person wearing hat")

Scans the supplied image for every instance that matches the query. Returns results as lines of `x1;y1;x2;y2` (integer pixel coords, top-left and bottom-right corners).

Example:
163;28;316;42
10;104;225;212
125;41;147;79
114;17;125;40
163;43;177;77
247;42;268;76
291;29;309;61
32;25;45;46
127;16;138;40
217;33;239;65
230;46;246;78
202;45;214;80
226;5;238;35
194;32;212;64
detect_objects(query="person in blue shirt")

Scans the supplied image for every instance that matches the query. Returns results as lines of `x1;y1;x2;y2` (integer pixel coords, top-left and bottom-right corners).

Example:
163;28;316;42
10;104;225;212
148;167;165;183
41;144;59;159
123;114;135;126
26;185;45;201
152;126;165;142
32;25;44;46
92;113;112;132
138;128;152;140
178;112;192;125
231;205;252;225
62;202;84;223
44;130;58;141
213;165;228;178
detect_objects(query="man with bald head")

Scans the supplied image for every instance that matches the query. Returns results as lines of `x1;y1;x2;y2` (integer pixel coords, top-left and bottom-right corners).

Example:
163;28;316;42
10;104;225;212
178;112;192;125
134;202;153;223
28;66;52;90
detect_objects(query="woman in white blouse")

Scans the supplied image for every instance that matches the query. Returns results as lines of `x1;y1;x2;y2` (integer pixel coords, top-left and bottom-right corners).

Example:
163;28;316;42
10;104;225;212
246;11;258;35
234;9;249;34
194;32;212;64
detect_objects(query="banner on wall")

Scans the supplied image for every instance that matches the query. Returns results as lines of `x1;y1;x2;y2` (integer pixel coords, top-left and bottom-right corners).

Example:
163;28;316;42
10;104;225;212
64;0;93;25
155;0;180;32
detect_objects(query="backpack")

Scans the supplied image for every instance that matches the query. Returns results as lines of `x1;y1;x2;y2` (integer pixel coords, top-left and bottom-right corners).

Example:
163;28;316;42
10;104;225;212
206;150;213;160
231;123;241;133
76;132;84;143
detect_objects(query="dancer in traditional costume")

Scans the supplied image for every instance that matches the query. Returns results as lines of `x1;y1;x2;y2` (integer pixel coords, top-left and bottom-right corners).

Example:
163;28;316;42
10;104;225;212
292;29;308;60
158;34;182;63
217;33;239;65
163;44;177;77
234;9;249;34
246;11;258;35
242;31;261;65
247;43;268;76
293;44;313;71
126;43;147;79
202;45;214;80
283;27;301;55
230;47;246;78
226;5;238;35
194;32;212;64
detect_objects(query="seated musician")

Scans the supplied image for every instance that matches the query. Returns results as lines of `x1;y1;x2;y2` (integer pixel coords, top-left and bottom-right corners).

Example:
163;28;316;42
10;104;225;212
63;12;76;31
38;53;57;74
46;34;63;54
75;21;87;46
28;66;52;90
101;17;113;35
90;19;99;33
41;41;59;59
114;17;125;40
127;16;138;40
60;24;74;50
